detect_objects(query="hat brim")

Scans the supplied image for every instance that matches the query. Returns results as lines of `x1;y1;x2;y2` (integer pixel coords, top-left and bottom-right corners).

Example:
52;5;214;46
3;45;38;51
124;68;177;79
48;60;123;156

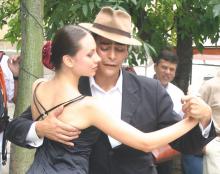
79;23;142;46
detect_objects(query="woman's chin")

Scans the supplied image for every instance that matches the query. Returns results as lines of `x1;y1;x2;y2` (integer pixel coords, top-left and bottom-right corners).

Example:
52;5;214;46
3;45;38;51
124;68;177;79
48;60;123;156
86;72;96;77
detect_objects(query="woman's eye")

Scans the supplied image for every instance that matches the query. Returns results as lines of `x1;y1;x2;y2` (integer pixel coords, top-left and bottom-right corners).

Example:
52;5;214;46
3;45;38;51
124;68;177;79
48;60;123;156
87;53;94;57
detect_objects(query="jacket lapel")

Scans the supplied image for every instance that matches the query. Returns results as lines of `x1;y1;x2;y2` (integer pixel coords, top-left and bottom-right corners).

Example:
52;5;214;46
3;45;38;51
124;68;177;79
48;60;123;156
78;76;92;96
121;70;140;124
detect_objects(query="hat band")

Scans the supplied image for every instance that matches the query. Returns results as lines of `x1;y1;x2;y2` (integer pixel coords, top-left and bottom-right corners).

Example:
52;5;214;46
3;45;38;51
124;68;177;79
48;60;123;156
93;23;131;38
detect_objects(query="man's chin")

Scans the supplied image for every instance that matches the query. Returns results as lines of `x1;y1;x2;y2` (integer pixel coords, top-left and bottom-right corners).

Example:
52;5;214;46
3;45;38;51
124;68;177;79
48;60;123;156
97;69;119;78
161;81;169;87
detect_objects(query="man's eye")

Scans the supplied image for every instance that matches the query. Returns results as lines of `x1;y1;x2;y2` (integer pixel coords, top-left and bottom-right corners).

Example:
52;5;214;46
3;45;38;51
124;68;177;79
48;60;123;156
116;47;125;52
100;47;109;51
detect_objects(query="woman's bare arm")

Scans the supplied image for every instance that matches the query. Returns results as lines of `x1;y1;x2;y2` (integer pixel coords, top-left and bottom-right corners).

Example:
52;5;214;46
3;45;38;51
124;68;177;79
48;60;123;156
62;98;199;153
90;106;198;152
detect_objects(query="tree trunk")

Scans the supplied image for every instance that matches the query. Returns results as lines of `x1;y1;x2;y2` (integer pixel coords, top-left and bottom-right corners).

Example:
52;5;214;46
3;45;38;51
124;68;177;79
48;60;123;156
9;0;44;173
174;29;193;94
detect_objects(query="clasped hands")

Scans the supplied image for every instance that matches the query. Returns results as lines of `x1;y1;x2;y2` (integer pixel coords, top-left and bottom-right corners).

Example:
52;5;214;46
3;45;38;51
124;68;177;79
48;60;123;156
181;95;212;127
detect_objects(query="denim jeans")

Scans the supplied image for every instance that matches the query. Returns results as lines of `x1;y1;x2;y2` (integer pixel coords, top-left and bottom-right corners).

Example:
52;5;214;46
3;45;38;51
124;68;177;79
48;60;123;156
181;154;203;174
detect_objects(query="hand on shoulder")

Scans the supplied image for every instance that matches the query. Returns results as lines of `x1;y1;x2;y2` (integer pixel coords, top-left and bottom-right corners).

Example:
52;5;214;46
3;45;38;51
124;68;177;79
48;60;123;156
35;105;81;146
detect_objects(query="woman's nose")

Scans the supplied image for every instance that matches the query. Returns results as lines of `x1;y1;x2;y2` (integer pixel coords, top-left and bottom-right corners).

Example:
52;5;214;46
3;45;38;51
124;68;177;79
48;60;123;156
94;53;101;63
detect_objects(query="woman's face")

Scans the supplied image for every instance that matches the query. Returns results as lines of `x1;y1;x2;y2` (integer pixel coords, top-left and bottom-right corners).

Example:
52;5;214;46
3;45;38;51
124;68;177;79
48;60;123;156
72;33;101;77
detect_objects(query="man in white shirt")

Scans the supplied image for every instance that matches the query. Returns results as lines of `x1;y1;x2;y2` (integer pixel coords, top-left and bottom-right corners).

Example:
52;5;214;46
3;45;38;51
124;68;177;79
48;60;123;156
153;49;203;174
154;49;184;117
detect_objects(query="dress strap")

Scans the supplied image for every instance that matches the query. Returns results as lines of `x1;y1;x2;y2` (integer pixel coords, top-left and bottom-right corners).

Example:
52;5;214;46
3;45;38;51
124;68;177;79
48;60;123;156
33;81;47;115
35;95;86;121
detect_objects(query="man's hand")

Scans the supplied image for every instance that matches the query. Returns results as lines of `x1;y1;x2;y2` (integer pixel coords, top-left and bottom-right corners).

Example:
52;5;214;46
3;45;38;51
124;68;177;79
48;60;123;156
8;55;21;77
35;106;81;146
182;95;212;128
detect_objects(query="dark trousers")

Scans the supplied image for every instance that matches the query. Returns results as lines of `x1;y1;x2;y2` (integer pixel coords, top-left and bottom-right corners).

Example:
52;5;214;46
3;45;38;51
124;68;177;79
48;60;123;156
156;160;173;174
181;154;203;174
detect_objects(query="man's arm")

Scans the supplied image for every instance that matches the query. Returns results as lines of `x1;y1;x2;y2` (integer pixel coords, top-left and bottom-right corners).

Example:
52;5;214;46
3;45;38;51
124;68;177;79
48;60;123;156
34;106;81;146
5;106;81;148
5;106;34;147
170;95;215;154
154;83;215;154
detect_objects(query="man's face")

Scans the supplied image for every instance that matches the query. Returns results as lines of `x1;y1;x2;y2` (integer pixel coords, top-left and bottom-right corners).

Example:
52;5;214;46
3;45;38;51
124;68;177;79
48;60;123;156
154;59;177;87
95;36;128;78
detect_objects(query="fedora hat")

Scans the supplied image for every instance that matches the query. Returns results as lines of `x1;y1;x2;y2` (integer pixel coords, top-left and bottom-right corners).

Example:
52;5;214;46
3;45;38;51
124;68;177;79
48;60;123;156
79;7;141;46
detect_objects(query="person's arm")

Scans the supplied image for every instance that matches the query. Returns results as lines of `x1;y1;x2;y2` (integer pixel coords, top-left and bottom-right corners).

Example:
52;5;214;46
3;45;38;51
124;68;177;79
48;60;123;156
35;106;81;146
5;106;35;148
5;106;81;147
169;96;214;154
92;110;198;153
60;98;198;153
7;55;20;103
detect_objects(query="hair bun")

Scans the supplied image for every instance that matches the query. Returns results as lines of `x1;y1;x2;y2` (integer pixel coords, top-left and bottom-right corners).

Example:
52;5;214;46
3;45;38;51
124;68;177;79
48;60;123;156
42;40;54;70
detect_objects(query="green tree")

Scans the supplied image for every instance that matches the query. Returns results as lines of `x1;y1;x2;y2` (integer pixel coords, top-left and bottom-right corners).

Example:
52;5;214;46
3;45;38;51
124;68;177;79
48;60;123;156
8;0;44;173
174;0;220;93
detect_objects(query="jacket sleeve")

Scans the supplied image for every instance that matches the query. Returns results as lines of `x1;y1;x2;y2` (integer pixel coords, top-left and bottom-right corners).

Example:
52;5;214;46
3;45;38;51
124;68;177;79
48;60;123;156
5;106;35;148
154;80;216;154
170;123;216;154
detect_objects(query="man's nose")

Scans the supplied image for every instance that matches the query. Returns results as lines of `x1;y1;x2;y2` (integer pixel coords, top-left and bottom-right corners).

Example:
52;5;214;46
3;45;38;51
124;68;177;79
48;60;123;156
108;49;116;60
165;68;171;74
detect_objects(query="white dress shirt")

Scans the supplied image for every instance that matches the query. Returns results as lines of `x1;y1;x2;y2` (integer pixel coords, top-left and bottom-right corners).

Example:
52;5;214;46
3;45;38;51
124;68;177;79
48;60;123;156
90;72;123;148
166;82;184;118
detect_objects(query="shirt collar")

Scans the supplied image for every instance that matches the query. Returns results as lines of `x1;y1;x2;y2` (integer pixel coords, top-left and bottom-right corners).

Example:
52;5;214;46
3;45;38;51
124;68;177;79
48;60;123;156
164;82;170;89
89;70;123;93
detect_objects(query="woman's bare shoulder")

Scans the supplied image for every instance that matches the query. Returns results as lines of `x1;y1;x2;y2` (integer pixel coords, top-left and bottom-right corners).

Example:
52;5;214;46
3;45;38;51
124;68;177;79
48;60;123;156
32;78;48;90
79;96;102;109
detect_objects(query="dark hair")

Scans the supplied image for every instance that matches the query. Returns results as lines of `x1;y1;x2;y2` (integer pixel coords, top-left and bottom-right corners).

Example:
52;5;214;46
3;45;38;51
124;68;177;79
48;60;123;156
50;25;88;70
155;48;179;65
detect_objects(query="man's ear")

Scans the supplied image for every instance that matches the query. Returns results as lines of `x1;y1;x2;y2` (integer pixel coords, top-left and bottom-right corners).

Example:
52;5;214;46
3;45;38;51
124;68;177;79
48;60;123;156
63;55;74;68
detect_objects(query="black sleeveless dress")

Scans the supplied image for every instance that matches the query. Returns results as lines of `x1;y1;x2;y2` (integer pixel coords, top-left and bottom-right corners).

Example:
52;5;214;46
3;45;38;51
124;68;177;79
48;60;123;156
27;83;101;174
